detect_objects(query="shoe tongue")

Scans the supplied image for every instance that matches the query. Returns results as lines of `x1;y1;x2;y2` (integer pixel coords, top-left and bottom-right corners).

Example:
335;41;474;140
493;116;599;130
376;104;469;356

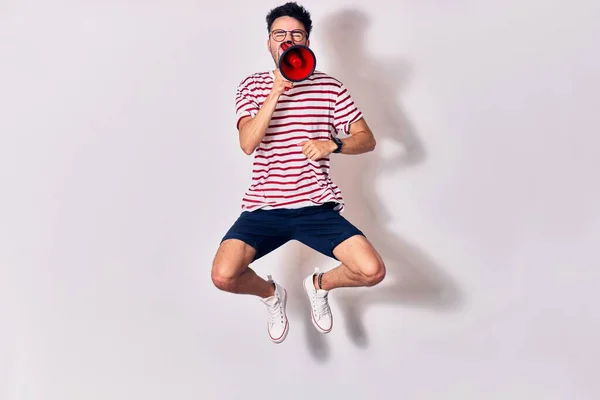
262;295;278;306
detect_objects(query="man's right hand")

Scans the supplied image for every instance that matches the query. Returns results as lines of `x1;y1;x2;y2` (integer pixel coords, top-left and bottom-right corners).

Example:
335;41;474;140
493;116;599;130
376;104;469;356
271;69;293;96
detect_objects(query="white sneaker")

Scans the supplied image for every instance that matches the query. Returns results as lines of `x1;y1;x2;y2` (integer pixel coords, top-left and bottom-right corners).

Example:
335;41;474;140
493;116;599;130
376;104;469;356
260;275;289;344
303;268;333;333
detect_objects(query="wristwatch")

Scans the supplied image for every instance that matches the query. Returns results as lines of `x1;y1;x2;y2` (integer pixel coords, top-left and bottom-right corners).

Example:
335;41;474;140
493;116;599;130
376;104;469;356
332;136;343;153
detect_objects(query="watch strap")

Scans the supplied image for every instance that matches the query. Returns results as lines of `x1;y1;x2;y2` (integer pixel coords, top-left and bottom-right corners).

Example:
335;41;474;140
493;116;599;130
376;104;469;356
332;136;342;153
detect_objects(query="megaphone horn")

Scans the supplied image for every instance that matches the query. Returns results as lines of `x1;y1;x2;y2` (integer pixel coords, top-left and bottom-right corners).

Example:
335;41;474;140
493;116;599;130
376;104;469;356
278;42;317;83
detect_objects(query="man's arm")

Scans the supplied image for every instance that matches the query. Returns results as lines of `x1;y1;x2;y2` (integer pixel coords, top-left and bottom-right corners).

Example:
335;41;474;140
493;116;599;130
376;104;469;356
333;117;376;155
238;69;292;155
330;81;375;155
299;117;376;161
238;91;280;155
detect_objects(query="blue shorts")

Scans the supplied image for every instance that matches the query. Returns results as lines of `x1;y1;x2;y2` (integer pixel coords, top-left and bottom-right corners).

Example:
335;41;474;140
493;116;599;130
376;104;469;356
221;202;365;262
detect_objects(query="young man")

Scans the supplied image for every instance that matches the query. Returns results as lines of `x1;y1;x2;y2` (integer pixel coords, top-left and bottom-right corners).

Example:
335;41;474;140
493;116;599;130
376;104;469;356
211;2;386;343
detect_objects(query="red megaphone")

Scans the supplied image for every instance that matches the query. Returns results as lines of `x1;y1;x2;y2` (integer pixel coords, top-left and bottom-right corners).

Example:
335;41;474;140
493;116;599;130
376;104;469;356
279;42;316;82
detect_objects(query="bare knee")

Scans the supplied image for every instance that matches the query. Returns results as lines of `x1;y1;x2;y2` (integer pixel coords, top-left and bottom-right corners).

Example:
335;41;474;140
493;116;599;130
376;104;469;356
334;235;386;287
211;261;240;292
361;259;386;286
211;239;253;292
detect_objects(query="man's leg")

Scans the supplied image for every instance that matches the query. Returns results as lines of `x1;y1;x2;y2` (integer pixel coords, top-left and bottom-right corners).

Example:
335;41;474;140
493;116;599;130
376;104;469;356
211;238;274;298
317;235;386;291
293;203;385;333
211;210;292;343
300;234;386;334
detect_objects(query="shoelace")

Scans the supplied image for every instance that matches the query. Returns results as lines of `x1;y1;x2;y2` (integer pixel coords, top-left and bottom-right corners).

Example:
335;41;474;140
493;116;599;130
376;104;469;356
266;301;284;326
312;292;330;319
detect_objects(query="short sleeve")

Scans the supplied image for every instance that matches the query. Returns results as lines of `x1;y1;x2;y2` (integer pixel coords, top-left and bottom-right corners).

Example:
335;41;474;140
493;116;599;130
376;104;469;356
333;83;363;135
235;76;260;129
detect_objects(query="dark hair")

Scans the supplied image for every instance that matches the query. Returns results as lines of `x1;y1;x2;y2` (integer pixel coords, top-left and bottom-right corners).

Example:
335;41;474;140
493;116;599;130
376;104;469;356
266;2;313;38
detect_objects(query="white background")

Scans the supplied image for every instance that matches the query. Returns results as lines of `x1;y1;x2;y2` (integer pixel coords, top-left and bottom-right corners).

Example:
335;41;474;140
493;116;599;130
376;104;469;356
1;0;599;399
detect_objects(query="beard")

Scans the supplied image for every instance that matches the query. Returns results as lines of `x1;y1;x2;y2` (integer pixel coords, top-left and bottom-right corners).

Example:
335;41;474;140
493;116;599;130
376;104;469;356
270;50;279;66
269;42;289;67
269;46;280;66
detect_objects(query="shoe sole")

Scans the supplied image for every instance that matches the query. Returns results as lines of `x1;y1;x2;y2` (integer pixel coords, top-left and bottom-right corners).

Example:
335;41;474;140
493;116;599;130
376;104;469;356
269;289;289;344
302;279;332;334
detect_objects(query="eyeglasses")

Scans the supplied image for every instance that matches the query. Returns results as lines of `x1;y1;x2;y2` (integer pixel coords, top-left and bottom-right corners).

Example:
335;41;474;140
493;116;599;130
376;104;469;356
270;29;306;42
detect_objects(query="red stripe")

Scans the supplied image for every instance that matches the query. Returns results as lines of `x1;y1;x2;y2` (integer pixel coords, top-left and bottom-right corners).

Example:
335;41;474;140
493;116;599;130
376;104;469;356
271;113;331;121
235;98;253;109
252;170;327;180
259;181;320;192
253;160;328;172
253;81;340;91
336;88;348;103
236;103;258;114
335;100;354;115
241;198;341;210
241;197;263;204
314;191;332;203
336;109;360;127
275;105;334;112
256;142;300;151
256;143;333;153
264;129;330;138
253;165;329;175
238;76;254;88
259;196;329;208
268;121;336;129
250;175;325;188
262;135;315;143
283;89;339;97
253;158;329;167
255;90;338;103
277;97;335;104
260;186;325;200
254;156;329;165
243;188;328;204
255;150;304;158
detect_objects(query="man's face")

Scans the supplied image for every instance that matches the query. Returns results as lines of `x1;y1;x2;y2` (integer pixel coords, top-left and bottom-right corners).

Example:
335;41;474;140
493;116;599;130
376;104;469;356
267;16;310;66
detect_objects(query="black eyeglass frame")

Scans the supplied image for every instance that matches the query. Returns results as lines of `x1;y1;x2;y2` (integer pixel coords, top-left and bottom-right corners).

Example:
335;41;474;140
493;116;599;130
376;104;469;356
269;29;308;42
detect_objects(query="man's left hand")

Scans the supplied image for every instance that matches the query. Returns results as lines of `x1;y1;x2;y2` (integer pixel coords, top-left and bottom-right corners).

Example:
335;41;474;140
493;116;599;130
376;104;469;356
298;139;336;161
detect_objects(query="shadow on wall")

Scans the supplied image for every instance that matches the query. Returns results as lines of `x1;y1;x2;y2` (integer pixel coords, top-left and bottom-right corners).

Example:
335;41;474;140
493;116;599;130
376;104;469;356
280;8;464;363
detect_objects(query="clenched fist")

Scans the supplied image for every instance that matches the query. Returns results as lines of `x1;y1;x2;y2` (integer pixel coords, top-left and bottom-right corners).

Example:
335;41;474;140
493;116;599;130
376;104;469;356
298;139;337;161
271;68;293;96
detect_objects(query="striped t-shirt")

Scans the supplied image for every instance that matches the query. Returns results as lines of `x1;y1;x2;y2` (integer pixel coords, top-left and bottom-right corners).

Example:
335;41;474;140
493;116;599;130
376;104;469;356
235;69;363;212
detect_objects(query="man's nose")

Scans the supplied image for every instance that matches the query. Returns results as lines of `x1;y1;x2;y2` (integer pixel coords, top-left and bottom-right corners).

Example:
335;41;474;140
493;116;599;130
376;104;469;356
284;31;294;41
